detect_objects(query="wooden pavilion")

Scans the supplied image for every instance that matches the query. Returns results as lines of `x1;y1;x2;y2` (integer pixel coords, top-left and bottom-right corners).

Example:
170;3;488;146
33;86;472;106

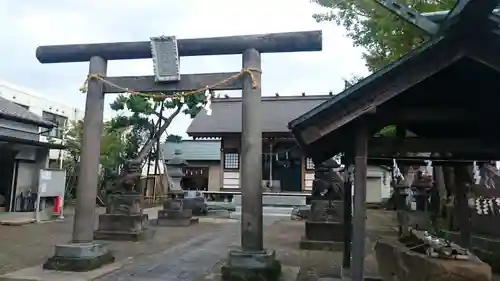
289;1;500;279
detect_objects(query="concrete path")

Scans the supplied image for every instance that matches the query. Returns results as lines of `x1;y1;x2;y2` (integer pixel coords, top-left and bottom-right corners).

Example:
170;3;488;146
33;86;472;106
95;216;281;281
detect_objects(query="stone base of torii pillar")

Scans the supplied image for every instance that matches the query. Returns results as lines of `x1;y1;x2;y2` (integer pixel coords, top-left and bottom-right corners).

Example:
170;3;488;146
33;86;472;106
221;249;281;281
43;242;115;272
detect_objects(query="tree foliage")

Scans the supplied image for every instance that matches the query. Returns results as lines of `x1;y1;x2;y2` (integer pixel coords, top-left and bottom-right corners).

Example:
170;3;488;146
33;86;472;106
108;92;206;161
57;120;126;198
312;0;456;71
166;134;183;142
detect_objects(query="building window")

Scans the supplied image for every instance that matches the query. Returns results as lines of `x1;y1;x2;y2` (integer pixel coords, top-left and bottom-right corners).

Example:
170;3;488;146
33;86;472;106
224;151;240;170
14;102;29;110
42;111;68;139
305;158;315;171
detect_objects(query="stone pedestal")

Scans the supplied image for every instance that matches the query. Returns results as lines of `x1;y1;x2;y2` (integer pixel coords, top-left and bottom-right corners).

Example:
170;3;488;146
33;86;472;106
300;200;345;251
94;193;154;241
221;249;281;281
156;199;199;227
43;243;115;272
375;238;491;281
443;230;500;274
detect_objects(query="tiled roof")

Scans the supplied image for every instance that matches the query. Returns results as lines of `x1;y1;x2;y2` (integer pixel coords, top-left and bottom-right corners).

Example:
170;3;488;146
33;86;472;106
0;96;54;128
187;95;331;136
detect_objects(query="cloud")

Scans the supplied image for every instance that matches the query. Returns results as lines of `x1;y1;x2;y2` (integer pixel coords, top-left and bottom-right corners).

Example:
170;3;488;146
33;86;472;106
0;0;368;137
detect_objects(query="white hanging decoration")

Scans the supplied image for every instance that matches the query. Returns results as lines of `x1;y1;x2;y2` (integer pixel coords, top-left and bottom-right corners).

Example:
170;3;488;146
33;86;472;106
424;160;433;176
348;164;355;182
473;161;481;185
203;87;212;116
392;159;404;181
488;198;495;214
179;95;185;103
476;198;483;215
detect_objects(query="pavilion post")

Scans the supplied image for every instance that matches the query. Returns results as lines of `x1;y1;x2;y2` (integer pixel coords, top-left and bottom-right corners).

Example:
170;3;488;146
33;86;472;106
342;151;354;268
351;120;368;281
453;164;472;248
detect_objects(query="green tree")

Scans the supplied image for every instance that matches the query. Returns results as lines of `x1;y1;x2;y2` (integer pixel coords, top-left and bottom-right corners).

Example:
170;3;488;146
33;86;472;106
58;120;126;199
316;0;455;136
109;93;207;163
312;0;456;71
313;1;457;223
166;134;183;142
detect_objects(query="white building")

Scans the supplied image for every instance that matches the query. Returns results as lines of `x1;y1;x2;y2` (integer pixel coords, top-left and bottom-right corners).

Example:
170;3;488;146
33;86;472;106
0;80;84;167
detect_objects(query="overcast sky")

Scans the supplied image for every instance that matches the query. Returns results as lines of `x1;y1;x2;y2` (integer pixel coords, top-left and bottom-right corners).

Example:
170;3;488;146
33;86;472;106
0;0;368;137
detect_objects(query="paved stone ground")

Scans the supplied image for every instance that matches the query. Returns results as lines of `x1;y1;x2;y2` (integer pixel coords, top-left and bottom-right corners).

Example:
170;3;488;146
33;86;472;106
0;207;398;281
198;209;398;281
0;207;228;275
264;210;398;280
95;216;281;281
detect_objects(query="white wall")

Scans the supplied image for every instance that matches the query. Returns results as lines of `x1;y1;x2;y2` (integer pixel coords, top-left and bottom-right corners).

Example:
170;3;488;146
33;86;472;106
350;166;391;203
365;166;391;202
0;80;84;162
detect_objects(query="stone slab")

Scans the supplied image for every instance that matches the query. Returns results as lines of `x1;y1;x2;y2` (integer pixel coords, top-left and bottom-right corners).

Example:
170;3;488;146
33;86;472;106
42;242;115;272
106;193;142;215
299;238;344;251
375;238;491;281
233;195;306;207
339;268;383;281
227;249;276;269
53;243;108;259
94;228;155;241
200;266;299;281
198;217;239;224
158;209;192;219
305;221;344;242
223;249;281;281
155;217;199;227
310;200;344;223
96;213;149;233
0;258;132;281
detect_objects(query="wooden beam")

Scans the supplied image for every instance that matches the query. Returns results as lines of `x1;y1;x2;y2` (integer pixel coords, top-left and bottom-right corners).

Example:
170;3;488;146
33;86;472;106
443;0;500;27
467;32;500;72
367;156;489;166
377;108;469;123
36;31;322;63
103;72;243;93
369;137;500;154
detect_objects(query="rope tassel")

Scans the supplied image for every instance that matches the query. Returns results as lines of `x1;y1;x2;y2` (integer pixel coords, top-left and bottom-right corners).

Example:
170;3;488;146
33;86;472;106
204;87;212;116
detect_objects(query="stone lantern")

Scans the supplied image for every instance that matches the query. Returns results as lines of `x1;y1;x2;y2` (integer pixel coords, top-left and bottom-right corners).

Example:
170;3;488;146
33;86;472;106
166;148;188;193
157;148;198;226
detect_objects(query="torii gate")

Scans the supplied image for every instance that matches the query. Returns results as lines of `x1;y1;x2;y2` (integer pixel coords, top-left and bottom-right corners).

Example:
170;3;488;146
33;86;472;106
35;31;322;277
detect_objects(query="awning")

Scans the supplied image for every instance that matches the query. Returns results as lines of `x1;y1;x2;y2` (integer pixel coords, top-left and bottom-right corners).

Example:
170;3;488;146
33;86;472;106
0;135;66;150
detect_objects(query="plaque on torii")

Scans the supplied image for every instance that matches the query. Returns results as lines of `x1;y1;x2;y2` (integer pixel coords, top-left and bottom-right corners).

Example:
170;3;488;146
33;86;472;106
150;35;181;83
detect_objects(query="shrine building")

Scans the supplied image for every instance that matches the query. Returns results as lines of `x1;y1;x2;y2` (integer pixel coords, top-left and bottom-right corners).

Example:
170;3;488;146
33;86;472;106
186;94;391;199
